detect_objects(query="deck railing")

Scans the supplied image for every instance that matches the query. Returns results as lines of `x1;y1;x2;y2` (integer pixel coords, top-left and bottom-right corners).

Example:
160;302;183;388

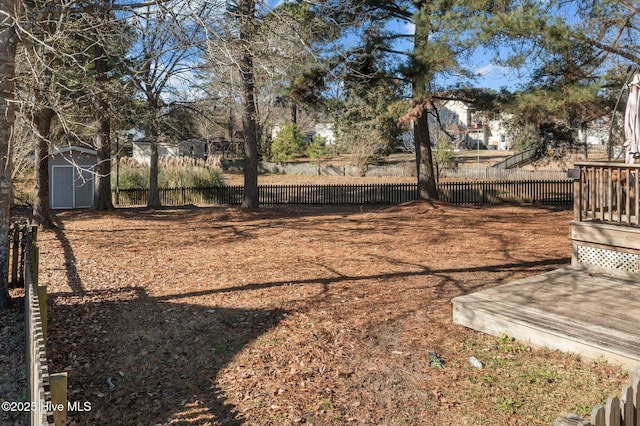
573;162;640;225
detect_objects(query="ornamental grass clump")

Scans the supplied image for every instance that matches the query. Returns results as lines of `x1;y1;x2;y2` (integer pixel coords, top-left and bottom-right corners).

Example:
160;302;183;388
113;156;225;189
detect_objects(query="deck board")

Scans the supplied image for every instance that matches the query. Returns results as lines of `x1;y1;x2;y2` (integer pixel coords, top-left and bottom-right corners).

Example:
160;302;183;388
452;267;640;369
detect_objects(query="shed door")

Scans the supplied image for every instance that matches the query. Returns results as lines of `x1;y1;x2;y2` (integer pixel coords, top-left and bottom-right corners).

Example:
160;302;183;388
51;166;74;209
74;168;94;208
51;166;94;209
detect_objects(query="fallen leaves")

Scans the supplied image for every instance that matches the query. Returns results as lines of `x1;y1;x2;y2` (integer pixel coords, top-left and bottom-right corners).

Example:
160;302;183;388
26;203;627;425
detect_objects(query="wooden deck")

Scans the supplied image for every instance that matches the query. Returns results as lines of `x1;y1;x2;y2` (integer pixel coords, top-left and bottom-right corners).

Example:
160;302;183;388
452;267;640;369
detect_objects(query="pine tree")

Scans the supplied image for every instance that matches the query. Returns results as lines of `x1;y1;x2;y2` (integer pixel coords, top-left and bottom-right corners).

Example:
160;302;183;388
315;0;519;199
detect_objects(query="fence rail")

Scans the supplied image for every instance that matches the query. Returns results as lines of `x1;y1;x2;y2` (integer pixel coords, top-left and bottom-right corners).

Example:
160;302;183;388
573;161;640;225
113;180;574;207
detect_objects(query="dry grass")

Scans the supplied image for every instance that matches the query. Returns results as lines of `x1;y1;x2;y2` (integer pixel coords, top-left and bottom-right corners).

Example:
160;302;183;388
35;202;629;425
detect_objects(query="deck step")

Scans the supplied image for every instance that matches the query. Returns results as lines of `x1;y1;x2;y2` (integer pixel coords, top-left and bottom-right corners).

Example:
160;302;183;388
452;267;640;369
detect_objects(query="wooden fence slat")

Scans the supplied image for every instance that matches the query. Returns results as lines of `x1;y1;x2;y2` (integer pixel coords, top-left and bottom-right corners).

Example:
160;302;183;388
622;385;635;426
633;377;640;426
607;396;621;426
592;405;606;426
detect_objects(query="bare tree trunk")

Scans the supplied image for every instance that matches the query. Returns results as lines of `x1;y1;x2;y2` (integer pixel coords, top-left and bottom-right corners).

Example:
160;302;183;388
0;0;17;309
414;111;438;200
33;107;55;228
147;125;161;208
94;117;113;209
93;40;114;210
32;43;56;228
239;0;259;209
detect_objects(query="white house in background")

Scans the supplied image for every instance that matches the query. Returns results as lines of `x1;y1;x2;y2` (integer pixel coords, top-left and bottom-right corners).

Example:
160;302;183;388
312;122;336;145
577;117;609;149
400;100;513;151
49;146;97;209
435;100;513;150
486;114;514;150
271;121;337;145
132;138;209;164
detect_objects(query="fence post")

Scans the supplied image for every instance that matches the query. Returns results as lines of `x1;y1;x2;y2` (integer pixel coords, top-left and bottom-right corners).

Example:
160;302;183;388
574;178;582;221
50;372;68;426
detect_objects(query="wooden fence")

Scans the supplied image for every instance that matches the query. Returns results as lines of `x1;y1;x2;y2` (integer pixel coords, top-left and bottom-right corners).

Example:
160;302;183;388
441;168;568;181
21;226;52;425
113;180;574;207
573;161;640;225
438;180;573;205
556;377;640;426
16;225;67;426
8;223;28;289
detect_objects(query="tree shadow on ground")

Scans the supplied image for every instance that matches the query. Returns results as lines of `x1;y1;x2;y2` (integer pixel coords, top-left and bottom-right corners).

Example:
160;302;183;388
127;257;569;304
47;286;285;425
51;226;85;294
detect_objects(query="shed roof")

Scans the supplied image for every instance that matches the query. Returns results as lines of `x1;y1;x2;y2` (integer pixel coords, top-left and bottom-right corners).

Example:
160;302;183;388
50;146;97;156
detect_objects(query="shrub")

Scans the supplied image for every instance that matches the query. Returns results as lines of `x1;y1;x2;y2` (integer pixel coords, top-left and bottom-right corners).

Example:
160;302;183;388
270;120;306;162
306;135;329;162
434;134;455;182
513;124;544;152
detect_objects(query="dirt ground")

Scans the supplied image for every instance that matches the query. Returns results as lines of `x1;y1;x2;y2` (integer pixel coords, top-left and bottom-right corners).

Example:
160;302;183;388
34;201;629;425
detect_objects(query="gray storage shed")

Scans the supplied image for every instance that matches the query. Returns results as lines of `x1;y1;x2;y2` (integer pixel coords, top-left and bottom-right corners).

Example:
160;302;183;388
49;146;97;209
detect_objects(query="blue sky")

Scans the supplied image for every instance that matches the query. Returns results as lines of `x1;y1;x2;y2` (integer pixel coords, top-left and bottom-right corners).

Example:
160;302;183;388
473;64;520;91
276;0;525;91
266;0;526;92
458;53;524;92
395;19;524;92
